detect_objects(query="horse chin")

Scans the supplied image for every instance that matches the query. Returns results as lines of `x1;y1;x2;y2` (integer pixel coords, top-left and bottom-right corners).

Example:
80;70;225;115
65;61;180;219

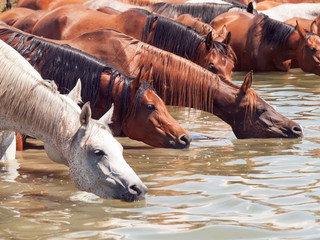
92;178;147;202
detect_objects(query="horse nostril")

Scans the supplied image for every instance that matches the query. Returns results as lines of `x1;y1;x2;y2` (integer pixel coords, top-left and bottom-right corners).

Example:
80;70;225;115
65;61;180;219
128;184;142;196
178;134;192;147
292;124;303;136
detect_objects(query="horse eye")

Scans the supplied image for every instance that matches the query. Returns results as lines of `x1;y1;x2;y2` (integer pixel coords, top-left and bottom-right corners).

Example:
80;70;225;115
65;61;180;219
209;63;218;74
93;150;105;156
310;47;317;53
147;104;156;111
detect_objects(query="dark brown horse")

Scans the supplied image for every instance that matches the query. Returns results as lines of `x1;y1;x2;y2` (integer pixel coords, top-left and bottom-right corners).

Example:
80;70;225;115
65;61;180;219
0;25;191;149
30;5;235;80
210;12;320;75
26;27;303;139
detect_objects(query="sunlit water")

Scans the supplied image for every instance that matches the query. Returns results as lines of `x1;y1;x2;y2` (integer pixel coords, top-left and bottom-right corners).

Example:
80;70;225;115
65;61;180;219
0;69;319;239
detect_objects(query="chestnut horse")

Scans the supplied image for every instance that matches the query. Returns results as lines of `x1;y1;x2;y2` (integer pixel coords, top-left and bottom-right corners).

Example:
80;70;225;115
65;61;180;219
210;12;320;75
31;5;235;80
16;0;87;10
0;25;191;149
23;27;303;139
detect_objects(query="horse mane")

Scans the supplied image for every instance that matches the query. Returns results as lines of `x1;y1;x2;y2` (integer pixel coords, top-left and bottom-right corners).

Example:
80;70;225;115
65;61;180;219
142;14;236;63
105;72;154;123
142;14;205;61
150;2;238;23
0;28;154;120
251;14;295;47
132;40;247;113
0;42;80;141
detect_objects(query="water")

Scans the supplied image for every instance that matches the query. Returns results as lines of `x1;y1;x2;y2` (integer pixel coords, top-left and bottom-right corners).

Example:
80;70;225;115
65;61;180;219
0;69;319;239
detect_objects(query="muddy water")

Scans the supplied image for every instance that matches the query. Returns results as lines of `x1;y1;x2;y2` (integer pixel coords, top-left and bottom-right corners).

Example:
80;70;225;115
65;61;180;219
0;69;319;239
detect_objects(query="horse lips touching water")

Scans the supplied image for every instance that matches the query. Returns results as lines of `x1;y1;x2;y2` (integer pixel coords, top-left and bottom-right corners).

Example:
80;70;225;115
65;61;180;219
0;40;147;202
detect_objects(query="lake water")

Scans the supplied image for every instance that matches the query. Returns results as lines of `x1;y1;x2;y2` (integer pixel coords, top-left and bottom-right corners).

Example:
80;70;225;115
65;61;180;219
0;69;319;239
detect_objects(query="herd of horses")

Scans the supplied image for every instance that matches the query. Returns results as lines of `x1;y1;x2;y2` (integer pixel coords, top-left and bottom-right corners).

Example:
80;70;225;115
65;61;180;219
0;0;318;201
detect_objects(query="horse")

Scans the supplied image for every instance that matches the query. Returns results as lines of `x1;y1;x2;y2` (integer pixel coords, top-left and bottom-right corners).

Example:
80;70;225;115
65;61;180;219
0;7;35;25
16;0;87;10
30;5;235;80
146;1;257;23
0;39;147;201
0;24;191;149
24;27;304;139
285;15;320;35
210;12;320;75
95;6;217;38
83;0;256;23
260;3;320;22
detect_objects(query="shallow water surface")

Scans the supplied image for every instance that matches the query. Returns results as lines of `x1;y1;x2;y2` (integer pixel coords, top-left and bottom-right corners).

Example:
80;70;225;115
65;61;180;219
0;69;319;239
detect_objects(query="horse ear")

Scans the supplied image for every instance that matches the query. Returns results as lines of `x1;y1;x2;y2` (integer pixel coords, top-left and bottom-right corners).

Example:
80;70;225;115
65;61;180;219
67;79;82;104
80;102;91;126
241;71;253;94
296;20;307;39
132;65;145;92
222;32;231;45
205;31;213;50
98;103;114;125
310;20;318;34
247;2;254;14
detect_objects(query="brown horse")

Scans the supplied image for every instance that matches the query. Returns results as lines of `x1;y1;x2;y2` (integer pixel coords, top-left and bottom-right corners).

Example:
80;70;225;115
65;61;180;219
0;24;191;149
31;5;235;80
16;0;87;10
210;12;320;75
0;7;35;25
285;15;320;35
96;6;217;38
23;26;303;139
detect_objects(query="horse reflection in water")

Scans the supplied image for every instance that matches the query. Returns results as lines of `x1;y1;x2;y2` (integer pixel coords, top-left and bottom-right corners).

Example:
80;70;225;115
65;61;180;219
0;40;147;202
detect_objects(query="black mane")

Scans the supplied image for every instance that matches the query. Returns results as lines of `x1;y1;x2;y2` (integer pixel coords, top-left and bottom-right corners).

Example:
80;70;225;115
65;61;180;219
254;14;296;47
150;2;243;23
142;14;205;61
142;14;233;62
0;28;153;122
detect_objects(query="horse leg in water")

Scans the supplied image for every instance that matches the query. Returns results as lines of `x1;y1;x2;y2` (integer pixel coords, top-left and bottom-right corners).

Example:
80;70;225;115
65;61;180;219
6;0;11;9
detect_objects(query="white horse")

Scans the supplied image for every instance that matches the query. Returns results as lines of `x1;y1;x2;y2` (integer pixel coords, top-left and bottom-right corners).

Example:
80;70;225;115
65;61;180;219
0;40;147;201
260;3;320;22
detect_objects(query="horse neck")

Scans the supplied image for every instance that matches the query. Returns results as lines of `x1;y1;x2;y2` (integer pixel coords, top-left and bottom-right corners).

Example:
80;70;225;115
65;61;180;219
135;44;241;124
0;69;81;157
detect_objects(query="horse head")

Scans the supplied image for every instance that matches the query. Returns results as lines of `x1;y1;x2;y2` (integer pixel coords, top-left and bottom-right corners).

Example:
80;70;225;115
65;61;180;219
201;32;235;81
69;102;148;201
122;65;192;149
295;21;320;76
230;71;303;139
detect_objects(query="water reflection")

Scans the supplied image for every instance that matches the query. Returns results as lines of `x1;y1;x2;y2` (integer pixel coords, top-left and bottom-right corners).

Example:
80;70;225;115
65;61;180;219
0;70;320;239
